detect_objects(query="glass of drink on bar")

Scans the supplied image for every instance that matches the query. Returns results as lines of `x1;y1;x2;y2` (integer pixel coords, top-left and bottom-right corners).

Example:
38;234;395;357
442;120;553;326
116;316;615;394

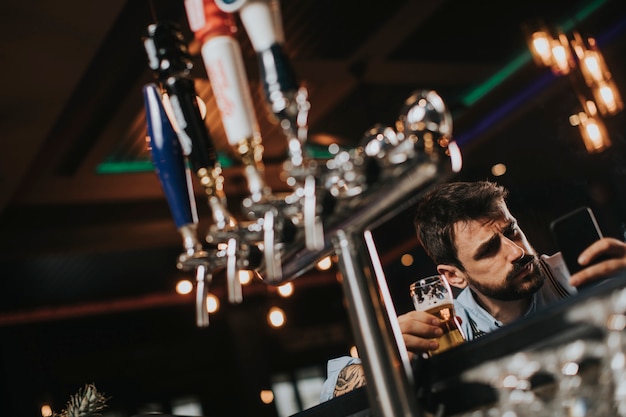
409;274;465;357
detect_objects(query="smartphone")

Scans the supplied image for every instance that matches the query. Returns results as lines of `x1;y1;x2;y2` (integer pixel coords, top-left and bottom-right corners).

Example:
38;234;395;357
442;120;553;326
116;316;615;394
549;206;604;275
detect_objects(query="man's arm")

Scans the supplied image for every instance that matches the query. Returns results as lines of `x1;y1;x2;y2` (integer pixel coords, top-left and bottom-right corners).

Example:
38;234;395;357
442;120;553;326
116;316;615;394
333;364;367;397
319;356;361;402
331;310;444;397
319;310;443;402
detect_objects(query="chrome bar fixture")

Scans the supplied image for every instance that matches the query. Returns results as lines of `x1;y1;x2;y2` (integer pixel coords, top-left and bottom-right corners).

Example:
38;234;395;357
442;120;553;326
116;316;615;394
143;22;263;325
215;0;326;272
143;3;463;415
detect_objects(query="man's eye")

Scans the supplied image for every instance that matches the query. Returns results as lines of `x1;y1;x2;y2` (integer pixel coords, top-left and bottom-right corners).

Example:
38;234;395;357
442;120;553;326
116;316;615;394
484;242;499;256
477;240;499;259
504;224;520;239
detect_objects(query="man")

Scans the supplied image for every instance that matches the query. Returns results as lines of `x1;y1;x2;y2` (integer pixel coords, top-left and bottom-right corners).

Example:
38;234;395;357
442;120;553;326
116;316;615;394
320;180;626;402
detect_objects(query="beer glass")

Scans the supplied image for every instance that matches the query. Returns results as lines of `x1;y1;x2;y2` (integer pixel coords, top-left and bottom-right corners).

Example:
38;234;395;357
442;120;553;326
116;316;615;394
409;274;465;356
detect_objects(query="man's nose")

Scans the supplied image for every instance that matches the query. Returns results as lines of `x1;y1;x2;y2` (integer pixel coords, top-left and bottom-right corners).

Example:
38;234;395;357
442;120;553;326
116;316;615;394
502;237;525;262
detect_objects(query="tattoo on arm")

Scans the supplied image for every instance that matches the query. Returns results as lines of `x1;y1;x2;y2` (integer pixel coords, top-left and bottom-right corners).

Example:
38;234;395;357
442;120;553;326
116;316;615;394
333;364;367;397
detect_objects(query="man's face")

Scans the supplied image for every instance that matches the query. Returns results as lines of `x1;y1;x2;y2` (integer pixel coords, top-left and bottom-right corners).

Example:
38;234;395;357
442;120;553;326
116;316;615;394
452;202;545;301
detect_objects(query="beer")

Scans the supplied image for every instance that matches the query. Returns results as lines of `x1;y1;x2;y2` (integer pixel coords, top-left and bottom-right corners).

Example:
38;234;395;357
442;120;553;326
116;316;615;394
410;275;466;357
424;303;465;356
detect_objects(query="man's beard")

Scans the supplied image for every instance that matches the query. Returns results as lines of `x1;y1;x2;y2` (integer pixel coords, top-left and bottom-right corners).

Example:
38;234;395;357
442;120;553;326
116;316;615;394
466;254;546;301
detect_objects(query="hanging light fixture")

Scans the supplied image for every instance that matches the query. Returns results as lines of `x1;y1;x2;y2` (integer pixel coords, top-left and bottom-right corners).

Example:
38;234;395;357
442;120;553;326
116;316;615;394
569;100;612;153
551;32;576;75
525;19;554;67
526;23;623;152
577;111;611;153
571;33;611;86
591;78;624;116
570;32;623;116
530;29;555;67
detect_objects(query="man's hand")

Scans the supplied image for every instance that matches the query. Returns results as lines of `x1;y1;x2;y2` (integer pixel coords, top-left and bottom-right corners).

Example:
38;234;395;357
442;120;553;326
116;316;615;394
570;237;626;287
397;310;444;361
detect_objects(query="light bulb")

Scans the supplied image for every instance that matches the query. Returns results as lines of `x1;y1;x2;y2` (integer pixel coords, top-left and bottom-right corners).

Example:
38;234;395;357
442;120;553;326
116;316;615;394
592;79;624;116
531;31;554;66
268;307;286;327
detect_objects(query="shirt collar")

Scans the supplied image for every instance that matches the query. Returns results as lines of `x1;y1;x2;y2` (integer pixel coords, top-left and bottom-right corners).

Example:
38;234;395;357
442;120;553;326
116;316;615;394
457;286;538;328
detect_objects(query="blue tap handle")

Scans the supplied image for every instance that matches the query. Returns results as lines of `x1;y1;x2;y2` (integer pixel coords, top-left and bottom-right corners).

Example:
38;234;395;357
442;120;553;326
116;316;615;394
143;83;198;229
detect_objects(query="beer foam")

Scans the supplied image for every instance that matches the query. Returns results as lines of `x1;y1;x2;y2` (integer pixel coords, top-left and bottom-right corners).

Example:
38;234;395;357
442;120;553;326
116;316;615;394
410;279;451;311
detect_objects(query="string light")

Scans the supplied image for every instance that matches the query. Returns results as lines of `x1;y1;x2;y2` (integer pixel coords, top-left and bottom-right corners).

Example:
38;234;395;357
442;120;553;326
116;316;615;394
260;389;274;404
41;405;53;417
491;163;507;177
268;307;286;328
206;293;220;313
316;256;333;271
176;279;194;295
238;270;254;285
277;282;294;297
400;254;414;266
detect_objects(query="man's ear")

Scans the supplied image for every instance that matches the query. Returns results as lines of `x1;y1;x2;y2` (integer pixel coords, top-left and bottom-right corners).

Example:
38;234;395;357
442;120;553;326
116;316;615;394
438;265;467;289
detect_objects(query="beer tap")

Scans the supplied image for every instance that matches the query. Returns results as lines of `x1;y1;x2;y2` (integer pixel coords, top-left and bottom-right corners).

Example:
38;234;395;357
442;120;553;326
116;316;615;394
397;89;462;173
143;22;246;307
183;0;293;284
215;0;325;263
320;89;461;215
183;0;272;205
143;83;213;327
322;145;376;204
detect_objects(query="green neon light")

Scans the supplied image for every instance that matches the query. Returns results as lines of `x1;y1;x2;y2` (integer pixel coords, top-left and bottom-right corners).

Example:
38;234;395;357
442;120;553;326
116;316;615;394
96;160;154;174
461;52;532;107
305;144;335;159
460;0;609;107
95;145;336;175
96;152;235;174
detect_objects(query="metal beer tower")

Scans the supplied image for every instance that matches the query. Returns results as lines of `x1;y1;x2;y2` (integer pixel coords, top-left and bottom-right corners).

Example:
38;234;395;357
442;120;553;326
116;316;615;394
142;1;462;415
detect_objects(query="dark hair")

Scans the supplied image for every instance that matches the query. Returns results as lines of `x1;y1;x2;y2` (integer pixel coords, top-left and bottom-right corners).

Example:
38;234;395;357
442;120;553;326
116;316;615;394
414;181;509;270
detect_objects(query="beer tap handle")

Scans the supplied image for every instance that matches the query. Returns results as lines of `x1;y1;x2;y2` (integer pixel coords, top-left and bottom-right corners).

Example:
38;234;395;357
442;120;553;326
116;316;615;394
215;0;323;252
214;0;284;44
143;83;206;262
195;264;211;327
143;23;222;183
144;22;239;236
143;83;198;230
304;175;324;250
215;0;308;158
184;0;254;147
226;237;243;303
163;75;218;173
263;210;282;283
184;0;271;204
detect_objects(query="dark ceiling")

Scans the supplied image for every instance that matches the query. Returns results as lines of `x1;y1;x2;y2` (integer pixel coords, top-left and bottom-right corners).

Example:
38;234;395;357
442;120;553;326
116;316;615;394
1;0;626;416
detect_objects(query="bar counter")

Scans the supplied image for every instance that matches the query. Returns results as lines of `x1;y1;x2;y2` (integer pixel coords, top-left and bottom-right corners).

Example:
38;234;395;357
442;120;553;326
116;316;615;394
293;272;626;417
